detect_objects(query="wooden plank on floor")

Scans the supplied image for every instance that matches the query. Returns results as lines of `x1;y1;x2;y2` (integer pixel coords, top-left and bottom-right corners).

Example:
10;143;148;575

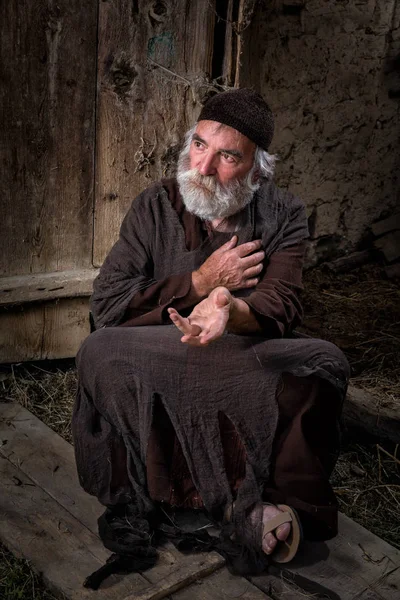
0;402;226;597
2;401;399;599
0;401;103;533
0;456;147;600
343;385;400;443
172;568;272;600
250;513;400;600
124;556;227;600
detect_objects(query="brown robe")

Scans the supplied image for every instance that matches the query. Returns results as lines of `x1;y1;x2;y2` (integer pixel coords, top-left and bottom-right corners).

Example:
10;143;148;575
73;178;349;549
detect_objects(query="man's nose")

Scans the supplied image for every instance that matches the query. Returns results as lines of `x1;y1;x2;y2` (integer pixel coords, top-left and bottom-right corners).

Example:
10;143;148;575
197;153;217;176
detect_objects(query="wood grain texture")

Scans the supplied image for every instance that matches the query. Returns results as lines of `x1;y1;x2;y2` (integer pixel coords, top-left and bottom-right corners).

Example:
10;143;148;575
172;568;271;599
234;0;258;87
123;554;225;600
0;297;90;362
0;402;104;536
251;512;400;600
0;268;99;306
2;404;399;599
0;459;148;600
0;402;227;598
93;0;216;266
0;1;97;276
344;385;400;444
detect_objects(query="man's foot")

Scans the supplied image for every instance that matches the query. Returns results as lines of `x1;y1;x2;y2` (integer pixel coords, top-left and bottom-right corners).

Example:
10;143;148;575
260;504;291;555
226;501;300;562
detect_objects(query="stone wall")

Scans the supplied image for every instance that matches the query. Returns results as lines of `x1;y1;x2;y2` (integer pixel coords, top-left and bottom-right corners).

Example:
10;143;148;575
241;0;400;265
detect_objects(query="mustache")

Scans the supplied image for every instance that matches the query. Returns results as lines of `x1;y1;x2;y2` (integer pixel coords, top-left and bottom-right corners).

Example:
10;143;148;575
178;168;218;193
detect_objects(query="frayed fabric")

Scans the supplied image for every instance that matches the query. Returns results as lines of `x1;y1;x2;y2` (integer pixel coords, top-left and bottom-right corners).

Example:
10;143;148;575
84;503;269;589
74;327;349;587
84;504;158;589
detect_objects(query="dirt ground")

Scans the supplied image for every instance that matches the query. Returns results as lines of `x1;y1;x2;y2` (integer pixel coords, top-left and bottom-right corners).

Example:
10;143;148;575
0;259;399;598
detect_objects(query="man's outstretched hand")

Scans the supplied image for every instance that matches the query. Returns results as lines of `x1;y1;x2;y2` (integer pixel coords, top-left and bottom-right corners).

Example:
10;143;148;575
168;287;232;346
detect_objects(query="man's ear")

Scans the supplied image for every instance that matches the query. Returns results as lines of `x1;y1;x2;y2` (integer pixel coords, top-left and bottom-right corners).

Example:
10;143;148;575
252;169;260;184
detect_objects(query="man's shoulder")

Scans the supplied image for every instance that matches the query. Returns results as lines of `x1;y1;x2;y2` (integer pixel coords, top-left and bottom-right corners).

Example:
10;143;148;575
256;180;305;215
127;179;178;212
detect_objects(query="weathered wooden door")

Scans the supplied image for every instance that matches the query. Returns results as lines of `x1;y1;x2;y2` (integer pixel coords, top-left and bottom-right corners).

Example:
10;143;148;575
0;0;98;361
0;0;255;362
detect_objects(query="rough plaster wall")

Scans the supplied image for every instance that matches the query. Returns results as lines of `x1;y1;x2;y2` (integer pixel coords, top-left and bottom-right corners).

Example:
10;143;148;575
242;0;400;264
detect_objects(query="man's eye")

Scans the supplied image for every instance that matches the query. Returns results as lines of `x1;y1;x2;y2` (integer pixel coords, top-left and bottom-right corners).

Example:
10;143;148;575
193;141;204;149
221;153;236;163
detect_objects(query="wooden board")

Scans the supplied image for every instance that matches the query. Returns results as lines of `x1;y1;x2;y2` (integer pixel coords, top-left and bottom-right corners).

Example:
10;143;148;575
2;401;400;600
173;568;271;600
124;555;226;600
0;402;104;533
0;401;222;588
0;269;99;306
0;402;229;599
0;1;97;276
251;513;400;600
0;458;225;600
93;0;216;266
344;385;400;444
0;297;90;363
0;459;147;600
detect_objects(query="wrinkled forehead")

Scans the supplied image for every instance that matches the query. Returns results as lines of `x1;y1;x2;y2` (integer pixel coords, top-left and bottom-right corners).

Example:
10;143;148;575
194;120;255;154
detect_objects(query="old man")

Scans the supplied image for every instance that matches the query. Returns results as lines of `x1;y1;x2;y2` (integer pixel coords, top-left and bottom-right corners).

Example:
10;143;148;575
73;88;349;578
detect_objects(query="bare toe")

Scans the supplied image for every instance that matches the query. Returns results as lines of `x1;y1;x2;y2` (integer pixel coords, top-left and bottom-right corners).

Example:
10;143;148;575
263;531;278;554
276;522;291;541
248;503;293;556
261;505;292;554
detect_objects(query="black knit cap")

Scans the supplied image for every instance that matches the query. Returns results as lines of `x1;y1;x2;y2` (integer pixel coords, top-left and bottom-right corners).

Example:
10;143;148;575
198;88;274;151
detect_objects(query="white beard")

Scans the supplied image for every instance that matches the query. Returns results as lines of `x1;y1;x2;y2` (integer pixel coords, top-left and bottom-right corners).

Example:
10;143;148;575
176;152;259;221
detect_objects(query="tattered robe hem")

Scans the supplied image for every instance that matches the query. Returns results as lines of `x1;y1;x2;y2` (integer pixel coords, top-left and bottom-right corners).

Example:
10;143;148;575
73;325;349;551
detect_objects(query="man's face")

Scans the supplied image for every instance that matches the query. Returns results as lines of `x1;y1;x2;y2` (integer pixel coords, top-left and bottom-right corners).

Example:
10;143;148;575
177;120;260;222
189;120;255;186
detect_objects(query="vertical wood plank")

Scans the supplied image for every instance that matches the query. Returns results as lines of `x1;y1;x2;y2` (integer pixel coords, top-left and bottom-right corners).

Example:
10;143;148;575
0;1;97;276
93;0;216;266
234;0;258;87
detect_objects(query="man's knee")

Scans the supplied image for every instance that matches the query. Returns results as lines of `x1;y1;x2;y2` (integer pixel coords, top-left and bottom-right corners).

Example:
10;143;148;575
76;328;119;371
308;338;350;382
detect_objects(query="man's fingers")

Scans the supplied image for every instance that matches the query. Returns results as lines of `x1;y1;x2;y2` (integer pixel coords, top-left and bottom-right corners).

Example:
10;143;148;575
215;290;231;308
236;240;263;257
180;327;210;346
221;235;238;251
168;309;201;336
181;335;210;347
241;250;265;268
243;278;259;288
243;263;263;278
168;310;190;334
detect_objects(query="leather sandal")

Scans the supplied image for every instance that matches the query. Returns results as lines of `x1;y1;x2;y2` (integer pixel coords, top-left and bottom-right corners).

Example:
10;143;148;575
262;503;302;563
225;502;302;564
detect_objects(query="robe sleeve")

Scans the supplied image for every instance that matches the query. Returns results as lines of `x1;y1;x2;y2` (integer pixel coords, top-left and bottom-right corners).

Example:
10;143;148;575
239;195;308;337
241;242;306;337
90;185;203;329
120;273;203;327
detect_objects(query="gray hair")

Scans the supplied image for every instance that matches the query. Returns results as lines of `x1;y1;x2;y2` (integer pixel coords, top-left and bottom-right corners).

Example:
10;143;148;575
254;146;276;180
182;125;277;181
